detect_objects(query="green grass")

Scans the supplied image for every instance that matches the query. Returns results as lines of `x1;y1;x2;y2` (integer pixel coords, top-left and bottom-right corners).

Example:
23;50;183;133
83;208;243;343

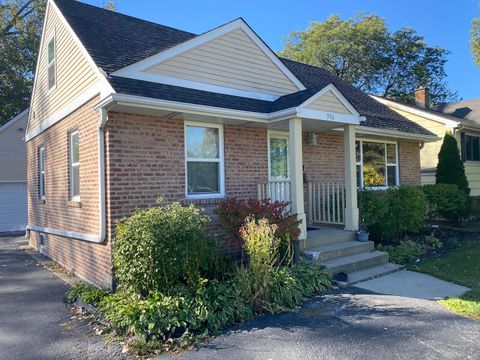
412;239;480;321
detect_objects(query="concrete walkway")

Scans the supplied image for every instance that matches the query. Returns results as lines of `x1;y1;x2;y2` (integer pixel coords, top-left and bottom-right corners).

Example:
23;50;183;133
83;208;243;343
0;236;127;360
355;270;470;300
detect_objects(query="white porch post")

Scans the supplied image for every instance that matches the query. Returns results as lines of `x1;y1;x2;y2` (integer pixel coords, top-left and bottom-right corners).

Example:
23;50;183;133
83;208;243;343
344;124;359;231
289;117;307;240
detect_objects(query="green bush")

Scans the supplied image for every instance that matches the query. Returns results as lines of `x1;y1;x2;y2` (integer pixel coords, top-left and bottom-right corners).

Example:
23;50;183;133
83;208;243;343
359;185;427;243
65;283;108;306
378;240;424;264
112;199;219;295
422;184;469;222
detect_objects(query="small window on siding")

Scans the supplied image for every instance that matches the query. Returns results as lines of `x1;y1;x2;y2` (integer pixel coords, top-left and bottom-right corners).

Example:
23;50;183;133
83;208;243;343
69;130;80;200
39;146;45;199
47;35;56;91
463;134;480;162
185;123;224;198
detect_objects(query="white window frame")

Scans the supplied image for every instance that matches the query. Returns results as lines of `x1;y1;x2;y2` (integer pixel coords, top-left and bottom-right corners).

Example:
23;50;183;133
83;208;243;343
46;32;56;93
356;138;399;190
69;130;80;201
39;233;46;249
267;131;290;181
184;121;225;199
39;146;45;199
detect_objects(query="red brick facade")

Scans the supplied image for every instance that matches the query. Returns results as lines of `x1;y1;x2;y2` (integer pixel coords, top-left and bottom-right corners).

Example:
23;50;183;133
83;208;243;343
27;107;422;288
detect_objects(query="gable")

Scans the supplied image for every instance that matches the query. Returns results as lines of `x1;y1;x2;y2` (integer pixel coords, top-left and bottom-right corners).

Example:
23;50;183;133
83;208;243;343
0;111;28;181
305;90;353;115
28;1;102;133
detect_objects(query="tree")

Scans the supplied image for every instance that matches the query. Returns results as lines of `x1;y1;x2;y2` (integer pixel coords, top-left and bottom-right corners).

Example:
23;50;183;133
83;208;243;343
435;132;470;196
279;14;457;105
471;17;480;68
0;0;46;126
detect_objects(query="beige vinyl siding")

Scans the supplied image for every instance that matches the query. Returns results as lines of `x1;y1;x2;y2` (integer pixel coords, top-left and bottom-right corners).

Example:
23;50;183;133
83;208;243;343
0;112;28;181
421;172;436;185
29;4;99;130
144;29;298;96
455;130;480;197
305;91;351;114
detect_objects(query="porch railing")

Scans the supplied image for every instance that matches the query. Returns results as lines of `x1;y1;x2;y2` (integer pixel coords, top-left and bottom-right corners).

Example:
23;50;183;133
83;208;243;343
307;179;346;225
257;180;291;203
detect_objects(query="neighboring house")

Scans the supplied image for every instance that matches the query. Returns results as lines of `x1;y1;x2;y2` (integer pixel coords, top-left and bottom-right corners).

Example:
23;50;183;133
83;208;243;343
26;0;436;288
374;89;480;196
0;109;28;235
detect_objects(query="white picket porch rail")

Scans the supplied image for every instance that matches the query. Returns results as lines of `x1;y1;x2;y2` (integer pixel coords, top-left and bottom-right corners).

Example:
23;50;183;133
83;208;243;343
256;180;291;203
307;179;346;225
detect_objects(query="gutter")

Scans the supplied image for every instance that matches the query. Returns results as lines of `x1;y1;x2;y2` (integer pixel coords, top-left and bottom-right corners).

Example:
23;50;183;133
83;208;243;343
27;107;109;244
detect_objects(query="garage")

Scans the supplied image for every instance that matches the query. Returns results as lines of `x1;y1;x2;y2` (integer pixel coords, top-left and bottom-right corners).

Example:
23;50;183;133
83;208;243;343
0;182;27;234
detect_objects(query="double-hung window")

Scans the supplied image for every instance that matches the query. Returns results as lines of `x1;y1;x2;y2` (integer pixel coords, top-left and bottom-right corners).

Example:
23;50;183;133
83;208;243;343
356;139;398;188
268;132;289;180
69;130;80;200
461;133;480;161
39;146;45;199
185;123;224;198
47;35;56;91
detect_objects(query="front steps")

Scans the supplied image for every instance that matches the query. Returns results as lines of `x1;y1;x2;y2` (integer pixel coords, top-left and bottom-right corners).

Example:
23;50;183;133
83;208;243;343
303;226;402;284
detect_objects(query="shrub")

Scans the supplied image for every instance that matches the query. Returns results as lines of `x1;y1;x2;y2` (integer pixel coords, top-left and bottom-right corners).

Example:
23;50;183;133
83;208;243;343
359;185;427;243
378;240;424;264
436;132;470;195
112;199;218;295
423;184;469;222
65;283;108;306
216;198;301;257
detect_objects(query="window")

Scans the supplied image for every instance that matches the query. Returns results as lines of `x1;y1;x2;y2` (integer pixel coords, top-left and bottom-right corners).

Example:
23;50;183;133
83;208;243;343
39;146;45;199
185;123;224;198
47;35;56;91
69;130;80;200
462;133;480;162
268;133;289;180
39;233;46;247
355;139;398;188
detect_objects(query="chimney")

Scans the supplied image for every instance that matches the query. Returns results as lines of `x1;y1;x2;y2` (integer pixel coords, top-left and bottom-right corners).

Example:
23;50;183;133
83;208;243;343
414;87;430;108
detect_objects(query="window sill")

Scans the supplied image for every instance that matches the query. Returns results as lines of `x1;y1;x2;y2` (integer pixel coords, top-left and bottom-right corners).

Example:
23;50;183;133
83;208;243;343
183;197;225;206
67;200;82;208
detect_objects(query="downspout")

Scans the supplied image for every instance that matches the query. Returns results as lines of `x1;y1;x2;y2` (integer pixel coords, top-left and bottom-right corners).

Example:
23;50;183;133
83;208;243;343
97;107;108;243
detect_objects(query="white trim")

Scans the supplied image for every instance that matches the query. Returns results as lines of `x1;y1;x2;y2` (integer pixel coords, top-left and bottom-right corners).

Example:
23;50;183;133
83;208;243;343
0;180;27;184
112;18;305;92
39;146;46;199
121;72;279;101
0;108;29;134
371;95;461;129
355;126;440;142
295;108;360;125
301;84;360;117
27;224;101;243
69;130;80;200
25;83;101;141
267;130;290;181
184;121;225;199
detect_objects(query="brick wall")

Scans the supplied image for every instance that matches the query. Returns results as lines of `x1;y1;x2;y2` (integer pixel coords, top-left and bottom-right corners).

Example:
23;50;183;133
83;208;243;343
398;140;422;185
27;97;112;288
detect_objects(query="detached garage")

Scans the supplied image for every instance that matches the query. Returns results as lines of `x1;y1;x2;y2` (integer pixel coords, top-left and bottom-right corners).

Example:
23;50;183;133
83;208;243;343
0;109;28;235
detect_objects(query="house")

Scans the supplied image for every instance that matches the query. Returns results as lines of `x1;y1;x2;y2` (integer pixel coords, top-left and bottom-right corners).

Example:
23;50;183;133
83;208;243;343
0;109;28;235
374;89;480;196
26;0;437;288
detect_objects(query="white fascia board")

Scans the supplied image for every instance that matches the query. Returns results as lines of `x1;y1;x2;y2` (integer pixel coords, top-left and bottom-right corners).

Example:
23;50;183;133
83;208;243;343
25;83;101;141
0;108;29;134
123;72;279;101
27;224;102;243
300;83;361;117
297;108;360;125
371;95;461;128
49;0;114;97
111;18;305;92
355;126;441;142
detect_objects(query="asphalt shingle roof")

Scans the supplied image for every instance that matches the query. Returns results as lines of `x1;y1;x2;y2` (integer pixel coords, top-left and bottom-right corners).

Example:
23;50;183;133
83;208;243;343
433;99;480;128
54;0;435;137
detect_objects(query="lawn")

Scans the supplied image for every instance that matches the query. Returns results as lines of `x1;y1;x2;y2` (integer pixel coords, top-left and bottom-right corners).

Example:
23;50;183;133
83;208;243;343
412;233;480;321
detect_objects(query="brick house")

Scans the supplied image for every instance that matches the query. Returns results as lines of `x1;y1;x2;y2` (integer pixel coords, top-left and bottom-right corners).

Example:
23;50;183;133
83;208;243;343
26;0;437;288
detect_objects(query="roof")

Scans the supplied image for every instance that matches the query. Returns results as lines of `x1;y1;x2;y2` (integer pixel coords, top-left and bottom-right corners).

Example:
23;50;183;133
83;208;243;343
432;99;480;127
53;0;434;137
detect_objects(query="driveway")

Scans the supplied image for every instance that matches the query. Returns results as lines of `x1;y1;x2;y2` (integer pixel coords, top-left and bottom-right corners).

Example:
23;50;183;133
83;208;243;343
0;236;127;360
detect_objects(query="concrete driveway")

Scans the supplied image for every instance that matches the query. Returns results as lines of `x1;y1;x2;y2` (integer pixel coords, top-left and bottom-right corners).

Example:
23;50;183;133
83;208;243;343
0;236;127;360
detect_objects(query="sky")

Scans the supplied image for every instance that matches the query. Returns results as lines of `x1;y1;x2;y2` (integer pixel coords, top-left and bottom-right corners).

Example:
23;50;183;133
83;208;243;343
85;0;480;101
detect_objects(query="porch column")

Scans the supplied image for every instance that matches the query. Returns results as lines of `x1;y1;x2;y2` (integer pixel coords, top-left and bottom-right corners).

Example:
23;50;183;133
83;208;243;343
289;117;307;240
344;124;359;231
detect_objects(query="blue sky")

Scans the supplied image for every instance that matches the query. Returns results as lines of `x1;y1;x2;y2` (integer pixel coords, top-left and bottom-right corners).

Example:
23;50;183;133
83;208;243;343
87;0;480;100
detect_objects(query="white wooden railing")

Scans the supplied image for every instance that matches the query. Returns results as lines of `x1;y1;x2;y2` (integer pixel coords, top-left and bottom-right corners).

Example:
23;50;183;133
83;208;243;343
257;180;291;203
307;180;346;225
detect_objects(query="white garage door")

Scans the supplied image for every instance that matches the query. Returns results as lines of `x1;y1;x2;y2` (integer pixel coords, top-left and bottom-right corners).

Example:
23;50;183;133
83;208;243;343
0;182;27;233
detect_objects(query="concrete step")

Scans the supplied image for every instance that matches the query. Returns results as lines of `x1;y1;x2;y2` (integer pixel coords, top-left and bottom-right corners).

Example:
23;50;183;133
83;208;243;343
306;228;355;248
347;263;404;285
322;250;389;275
304;241;375;262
